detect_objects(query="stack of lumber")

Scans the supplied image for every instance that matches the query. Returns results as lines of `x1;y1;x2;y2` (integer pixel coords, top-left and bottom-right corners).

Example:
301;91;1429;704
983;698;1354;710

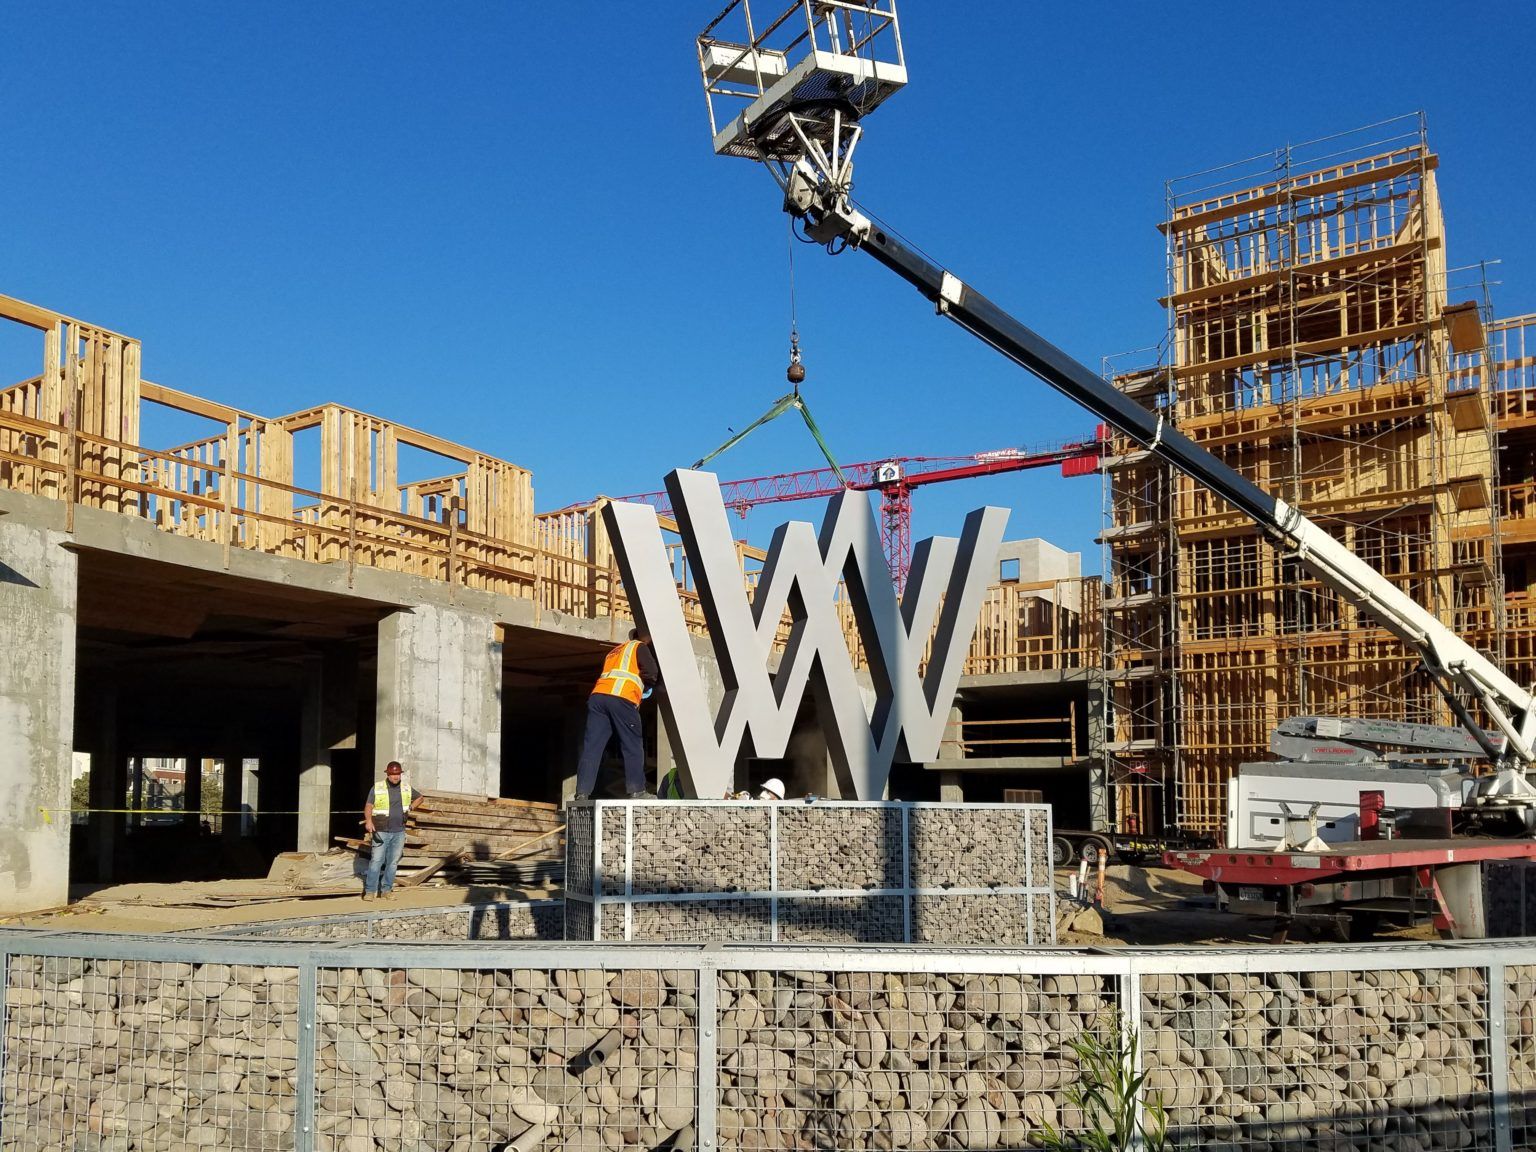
334;789;565;889
408;790;563;860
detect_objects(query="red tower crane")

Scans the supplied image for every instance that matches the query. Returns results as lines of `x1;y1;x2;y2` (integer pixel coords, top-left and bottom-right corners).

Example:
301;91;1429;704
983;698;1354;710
612;427;1106;587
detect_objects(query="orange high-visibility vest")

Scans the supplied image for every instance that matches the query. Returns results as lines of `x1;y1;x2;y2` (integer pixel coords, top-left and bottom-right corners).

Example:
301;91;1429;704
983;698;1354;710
592;641;645;706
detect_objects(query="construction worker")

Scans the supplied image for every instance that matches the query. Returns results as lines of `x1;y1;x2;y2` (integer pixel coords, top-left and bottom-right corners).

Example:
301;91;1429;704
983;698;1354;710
757;777;786;801
574;628;660;800
362;760;420;900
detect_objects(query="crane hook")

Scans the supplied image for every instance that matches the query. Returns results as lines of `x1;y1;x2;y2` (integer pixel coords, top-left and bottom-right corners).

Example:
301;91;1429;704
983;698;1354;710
786;329;806;389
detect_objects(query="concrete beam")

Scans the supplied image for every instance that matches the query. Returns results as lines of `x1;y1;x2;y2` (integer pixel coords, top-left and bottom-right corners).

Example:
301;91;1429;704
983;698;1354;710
0;516;78;912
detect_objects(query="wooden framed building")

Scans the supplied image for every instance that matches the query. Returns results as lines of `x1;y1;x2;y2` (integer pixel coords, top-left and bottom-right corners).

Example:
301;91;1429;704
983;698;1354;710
1102;115;1534;837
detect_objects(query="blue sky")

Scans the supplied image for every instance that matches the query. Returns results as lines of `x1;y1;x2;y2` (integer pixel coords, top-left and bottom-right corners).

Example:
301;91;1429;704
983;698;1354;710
4;2;1534;575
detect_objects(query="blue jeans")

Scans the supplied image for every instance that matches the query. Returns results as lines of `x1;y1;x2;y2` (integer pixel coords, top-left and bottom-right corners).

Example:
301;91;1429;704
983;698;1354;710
365;830;406;894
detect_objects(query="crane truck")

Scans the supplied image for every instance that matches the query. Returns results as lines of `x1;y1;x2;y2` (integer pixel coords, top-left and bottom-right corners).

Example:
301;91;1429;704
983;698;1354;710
695;2;1536;937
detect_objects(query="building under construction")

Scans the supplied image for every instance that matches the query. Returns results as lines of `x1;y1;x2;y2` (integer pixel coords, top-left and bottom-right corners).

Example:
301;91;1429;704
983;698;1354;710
1102;116;1536;838
0;288;1099;913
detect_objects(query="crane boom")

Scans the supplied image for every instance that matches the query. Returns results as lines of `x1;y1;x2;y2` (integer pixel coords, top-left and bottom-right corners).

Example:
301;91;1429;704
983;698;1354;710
615;439;1099;512
695;1;1536;803
790;181;1536;779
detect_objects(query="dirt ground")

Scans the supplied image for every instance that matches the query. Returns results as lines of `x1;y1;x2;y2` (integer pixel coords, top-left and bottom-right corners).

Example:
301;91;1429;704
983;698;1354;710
0;862;1432;945
0;879;558;935
1054;863;1434;947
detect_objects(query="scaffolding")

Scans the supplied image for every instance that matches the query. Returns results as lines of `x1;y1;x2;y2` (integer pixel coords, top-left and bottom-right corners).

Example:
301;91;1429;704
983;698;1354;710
1103;115;1515;837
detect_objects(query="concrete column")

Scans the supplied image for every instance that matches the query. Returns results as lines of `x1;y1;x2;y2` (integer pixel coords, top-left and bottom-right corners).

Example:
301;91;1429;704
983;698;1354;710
242;760;260;837
1085;671;1110;832
0;517;78;913
559;698;585;804
299;645;360;851
939;705;965;760
937;704;966;802
785;723;834;801
183;754;202;829
221;753;243;847
375;604;501;793
88;686;121;882
297;656;330;852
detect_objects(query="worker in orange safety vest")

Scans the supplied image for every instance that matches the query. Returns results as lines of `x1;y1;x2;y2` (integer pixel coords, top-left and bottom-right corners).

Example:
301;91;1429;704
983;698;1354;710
574;628;660;800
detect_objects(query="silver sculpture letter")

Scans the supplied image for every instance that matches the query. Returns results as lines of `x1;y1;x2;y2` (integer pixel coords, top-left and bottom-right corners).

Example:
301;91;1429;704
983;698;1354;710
603;469;1007;799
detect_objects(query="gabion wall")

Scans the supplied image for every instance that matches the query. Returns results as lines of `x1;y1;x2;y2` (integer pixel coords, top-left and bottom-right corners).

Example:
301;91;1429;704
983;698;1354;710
5;933;1536;1152
565;800;1055;945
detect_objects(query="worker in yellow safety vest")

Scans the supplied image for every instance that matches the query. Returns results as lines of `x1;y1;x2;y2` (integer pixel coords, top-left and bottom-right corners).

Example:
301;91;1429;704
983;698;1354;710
574;628;660;801
362;760;421;900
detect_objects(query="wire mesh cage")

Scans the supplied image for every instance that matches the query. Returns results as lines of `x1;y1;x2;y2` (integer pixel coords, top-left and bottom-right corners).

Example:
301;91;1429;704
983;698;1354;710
564;800;1056;945
4;936;1536;1152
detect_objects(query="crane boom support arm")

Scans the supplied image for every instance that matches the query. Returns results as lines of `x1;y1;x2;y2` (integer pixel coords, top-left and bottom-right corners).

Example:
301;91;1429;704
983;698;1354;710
801;197;1536;766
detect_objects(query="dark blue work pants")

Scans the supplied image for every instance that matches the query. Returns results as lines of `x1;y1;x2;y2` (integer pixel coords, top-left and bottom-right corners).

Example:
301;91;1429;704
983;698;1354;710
575;694;646;796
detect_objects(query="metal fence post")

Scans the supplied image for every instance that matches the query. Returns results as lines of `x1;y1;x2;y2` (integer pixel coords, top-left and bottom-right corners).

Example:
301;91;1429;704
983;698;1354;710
624;803;635;941
769;805;779;943
1490;958;1513;1152
593;804;605;942
901;803;912;942
1123;961;1144;1152
696;956;719;1152
296;959;318;1152
0;947;9;1131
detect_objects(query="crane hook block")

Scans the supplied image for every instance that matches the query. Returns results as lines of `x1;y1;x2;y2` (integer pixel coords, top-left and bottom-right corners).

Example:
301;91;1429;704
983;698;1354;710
786;334;806;385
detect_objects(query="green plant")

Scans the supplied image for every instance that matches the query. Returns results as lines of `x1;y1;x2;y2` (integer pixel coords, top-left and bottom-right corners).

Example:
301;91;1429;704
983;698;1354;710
70;771;91;813
1037;1013;1168;1152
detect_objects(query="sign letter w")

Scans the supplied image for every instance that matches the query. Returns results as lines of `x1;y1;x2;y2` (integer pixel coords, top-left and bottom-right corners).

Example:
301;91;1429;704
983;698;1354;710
603;469;1006;799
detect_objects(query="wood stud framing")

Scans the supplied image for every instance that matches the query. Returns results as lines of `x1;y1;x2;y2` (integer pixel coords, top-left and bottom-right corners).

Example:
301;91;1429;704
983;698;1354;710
1103;122;1535;838
0;295;1099;691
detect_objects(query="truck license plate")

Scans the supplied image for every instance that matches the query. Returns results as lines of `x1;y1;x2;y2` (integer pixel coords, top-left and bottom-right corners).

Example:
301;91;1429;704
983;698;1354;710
1238;886;1265;902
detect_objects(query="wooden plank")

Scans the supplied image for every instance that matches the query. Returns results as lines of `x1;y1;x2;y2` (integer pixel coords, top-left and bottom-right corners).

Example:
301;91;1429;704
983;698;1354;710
412;811;559;834
413;798;562;820
408;829;561;854
397;850;468;888
0;294;67;331
139;381;248;424
416;789;558;811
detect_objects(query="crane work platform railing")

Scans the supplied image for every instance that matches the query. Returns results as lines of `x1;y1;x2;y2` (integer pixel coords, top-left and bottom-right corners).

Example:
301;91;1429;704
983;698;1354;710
697;0;905;161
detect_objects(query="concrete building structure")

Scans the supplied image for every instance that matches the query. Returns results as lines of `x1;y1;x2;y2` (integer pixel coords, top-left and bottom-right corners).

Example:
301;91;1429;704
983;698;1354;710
0;291;1102;913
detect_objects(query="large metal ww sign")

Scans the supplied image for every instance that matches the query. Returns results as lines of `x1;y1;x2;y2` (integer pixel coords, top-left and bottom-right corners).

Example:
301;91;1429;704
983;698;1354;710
603;469;1007;799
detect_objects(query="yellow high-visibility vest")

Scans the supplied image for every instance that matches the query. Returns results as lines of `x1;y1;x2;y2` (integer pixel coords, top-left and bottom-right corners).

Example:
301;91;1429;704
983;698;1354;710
372;778;413;812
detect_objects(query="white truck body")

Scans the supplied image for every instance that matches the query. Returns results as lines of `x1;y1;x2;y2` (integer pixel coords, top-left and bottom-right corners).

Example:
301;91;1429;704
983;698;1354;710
1227;760;1472;850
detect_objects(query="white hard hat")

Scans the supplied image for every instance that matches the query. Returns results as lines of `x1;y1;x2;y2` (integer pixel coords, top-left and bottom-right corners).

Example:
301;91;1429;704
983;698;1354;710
759;777;786;800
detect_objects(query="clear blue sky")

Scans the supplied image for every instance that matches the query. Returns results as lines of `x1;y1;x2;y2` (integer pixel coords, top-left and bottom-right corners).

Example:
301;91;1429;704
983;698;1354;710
4;3;1534;575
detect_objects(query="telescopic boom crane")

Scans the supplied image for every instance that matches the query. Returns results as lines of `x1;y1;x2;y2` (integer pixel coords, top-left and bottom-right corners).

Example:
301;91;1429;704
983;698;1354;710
696;0;1536;816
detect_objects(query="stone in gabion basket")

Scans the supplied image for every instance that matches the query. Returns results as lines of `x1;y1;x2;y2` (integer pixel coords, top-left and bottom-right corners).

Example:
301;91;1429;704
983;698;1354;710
714;968;1111;1152
777;807;903;891
313;965;699;1152
3;956;300;1151
1139;967;1492;1149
